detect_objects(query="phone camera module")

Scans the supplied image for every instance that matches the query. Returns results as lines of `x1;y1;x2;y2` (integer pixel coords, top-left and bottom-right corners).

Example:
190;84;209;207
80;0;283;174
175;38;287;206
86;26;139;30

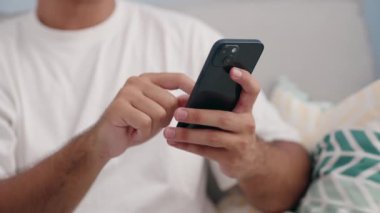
223;56;234;66
213;44;239;67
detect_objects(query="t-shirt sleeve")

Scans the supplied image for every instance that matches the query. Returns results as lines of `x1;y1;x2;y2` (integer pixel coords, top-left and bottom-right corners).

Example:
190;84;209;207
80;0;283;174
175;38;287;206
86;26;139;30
187;19;300;191
0;63;17;179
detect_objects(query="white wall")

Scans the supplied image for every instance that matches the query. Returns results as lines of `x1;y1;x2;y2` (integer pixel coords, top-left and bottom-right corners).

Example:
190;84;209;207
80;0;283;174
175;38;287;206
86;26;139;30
144;0;380;80
151;0;375;102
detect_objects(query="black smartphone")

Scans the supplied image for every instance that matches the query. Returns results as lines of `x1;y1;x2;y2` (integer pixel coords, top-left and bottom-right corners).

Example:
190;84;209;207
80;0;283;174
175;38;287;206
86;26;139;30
177;39;264;129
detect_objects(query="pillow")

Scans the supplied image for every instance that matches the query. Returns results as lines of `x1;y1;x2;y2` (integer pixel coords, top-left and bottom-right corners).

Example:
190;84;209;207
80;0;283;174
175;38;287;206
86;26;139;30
315;80;380;139
297;128;380;212
217;79;380;212
270;77;332;151
271;78;380;152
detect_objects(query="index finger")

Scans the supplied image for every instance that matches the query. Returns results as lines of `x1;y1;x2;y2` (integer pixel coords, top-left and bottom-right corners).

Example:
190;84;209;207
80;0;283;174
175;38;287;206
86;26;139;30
140;73;195;94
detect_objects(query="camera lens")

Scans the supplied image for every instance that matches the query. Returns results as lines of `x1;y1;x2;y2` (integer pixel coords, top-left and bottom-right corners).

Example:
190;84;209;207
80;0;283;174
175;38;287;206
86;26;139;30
223;56;233;66
231;47;238;53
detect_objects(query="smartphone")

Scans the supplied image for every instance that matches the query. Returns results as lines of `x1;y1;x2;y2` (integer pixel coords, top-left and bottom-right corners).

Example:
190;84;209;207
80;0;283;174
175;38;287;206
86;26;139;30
177;39;264;129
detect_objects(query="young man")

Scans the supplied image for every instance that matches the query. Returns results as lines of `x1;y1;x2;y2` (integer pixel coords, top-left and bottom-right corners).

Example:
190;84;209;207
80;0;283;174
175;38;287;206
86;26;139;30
0;0;310;212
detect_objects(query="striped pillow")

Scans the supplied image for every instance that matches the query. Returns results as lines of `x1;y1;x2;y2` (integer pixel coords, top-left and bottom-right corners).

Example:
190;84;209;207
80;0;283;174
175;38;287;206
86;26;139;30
271;79;380;153
298;129;380;212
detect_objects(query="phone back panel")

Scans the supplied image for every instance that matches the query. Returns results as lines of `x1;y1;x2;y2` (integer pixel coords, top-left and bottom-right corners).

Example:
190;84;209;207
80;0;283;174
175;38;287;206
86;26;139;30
177;39;264;128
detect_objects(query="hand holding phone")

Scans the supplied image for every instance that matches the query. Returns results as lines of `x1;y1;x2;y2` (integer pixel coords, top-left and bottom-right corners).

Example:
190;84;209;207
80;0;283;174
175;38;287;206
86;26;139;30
177;39;264;129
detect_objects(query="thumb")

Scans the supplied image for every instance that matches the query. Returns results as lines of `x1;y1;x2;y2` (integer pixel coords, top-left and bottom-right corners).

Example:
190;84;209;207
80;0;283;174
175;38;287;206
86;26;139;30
230;67;261;113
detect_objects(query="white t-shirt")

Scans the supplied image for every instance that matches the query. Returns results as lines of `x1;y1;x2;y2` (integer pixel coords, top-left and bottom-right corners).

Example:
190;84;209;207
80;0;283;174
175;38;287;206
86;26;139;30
0;1;300;212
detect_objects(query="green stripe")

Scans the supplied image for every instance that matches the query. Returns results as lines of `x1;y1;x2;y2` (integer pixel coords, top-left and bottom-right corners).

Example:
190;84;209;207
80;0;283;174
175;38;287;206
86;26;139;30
313;156;332;178
368;171;380;184
315;144;323;156
351;130;380;155
324;134;334;152
342;158;379;177
335;130;354;151
324;156;354;175
324;134;330;142
375;132;380;142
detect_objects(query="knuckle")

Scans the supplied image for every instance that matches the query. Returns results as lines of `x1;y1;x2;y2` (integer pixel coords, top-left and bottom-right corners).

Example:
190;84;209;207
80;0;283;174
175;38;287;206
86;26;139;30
140;116;152;130
138;73;150;78
156;107;167;121
167;95;178;108
245;122;255;134
217;114;233;127
112;99;128;112
126;76;139;85
139;73;156;83
161;94;178;111
242;116;255;133
120;88;137;101
138;73;154;85
208;132;221;144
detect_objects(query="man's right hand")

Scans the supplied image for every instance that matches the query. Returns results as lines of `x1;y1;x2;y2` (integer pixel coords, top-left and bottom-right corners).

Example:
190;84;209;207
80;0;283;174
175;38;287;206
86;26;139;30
0;72;194;213
92;73;195;159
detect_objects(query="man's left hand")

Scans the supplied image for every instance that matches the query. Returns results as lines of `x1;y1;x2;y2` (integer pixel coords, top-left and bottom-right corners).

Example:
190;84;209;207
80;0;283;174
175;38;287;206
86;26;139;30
163;67;264;180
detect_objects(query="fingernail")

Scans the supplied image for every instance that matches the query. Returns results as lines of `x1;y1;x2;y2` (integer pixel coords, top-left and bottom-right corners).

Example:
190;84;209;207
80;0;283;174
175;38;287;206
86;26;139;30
175;108;188;121
232;68;242;79
164;128;175;139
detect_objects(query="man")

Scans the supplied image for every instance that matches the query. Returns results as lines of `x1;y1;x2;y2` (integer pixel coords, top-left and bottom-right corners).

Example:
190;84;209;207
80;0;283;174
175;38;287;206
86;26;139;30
0;0;310;212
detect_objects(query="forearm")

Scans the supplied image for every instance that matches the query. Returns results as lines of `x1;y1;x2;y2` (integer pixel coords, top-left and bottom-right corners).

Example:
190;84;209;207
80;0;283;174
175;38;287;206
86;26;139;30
0;129;108;213
238;140;311;212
